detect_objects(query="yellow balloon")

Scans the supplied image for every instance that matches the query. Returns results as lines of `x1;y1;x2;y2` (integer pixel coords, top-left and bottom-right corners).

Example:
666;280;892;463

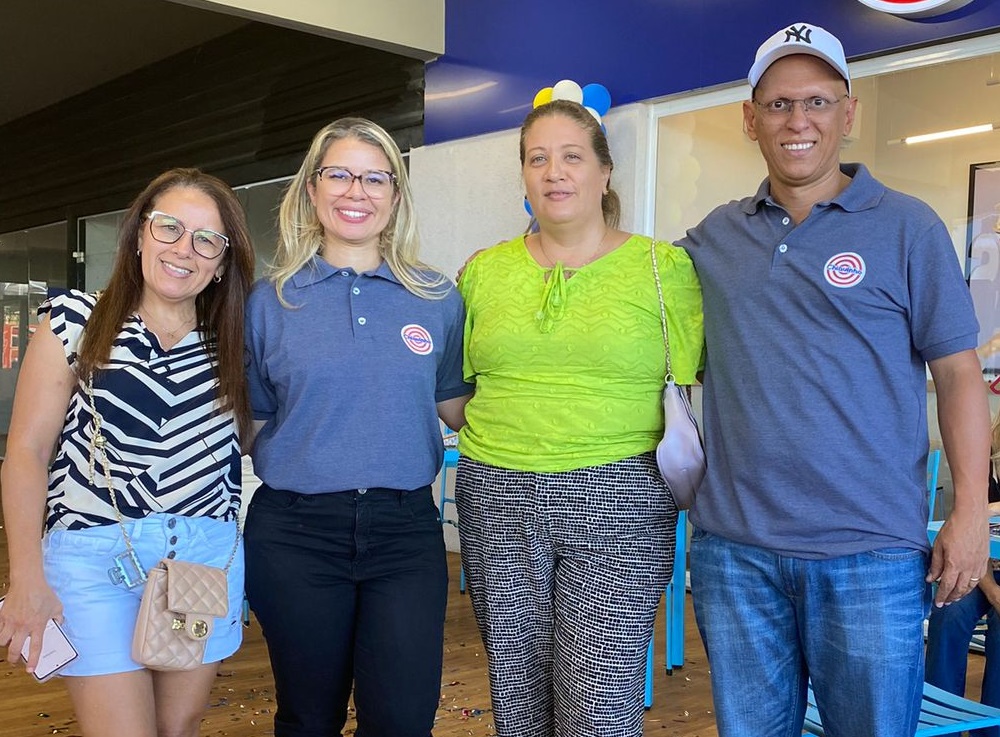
533;87;553;108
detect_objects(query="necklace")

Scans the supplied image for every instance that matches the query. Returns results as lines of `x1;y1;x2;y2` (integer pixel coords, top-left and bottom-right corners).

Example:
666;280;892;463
536;227;611;273
138;304;197;345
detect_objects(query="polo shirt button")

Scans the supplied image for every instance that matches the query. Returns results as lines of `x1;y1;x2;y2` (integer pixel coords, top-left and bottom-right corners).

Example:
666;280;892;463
358;488;368;495
782;217;790;225
352;287;360;295
167;550;177;559
167;518;177;529
341;271;349;276
778;244;788;253
170;536;178;545
358;317;367;325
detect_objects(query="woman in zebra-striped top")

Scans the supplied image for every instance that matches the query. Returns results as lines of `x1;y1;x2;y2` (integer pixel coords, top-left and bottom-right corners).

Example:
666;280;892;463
0;169;254;737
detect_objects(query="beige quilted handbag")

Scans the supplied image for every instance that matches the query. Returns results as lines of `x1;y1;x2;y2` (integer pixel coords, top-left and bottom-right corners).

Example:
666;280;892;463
132;559;229;671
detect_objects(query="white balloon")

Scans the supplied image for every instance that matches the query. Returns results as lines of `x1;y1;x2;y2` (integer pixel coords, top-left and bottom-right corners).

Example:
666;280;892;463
584;106;602;125
551;79;583;104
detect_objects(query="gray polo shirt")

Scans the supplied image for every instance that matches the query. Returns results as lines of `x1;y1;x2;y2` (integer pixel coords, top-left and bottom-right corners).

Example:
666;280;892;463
680;163;978;558
246;257;472;493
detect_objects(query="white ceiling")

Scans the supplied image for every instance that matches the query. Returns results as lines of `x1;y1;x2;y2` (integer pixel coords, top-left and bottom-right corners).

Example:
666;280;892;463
0;0;248;125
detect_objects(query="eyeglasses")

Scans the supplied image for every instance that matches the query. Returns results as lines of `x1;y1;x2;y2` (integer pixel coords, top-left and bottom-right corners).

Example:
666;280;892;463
313;166;396;199
146;211;229;259
753;95;848;118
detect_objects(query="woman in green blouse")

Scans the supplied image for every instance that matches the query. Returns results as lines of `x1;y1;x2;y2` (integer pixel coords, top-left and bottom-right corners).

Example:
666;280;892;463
455;99;704;737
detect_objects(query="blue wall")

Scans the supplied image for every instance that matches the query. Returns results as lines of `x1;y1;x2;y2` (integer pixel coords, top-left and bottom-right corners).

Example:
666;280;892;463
426;0;1000;144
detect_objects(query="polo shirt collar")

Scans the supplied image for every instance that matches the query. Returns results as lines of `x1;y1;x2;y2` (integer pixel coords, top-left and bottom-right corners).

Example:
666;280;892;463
743;162;885;216
291;255;402;288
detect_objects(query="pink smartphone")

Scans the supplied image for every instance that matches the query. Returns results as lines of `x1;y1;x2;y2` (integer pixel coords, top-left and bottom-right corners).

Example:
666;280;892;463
0;597;79;682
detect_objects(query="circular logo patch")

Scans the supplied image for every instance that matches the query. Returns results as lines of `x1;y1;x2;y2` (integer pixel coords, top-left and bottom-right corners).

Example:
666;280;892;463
401;324;433;355
824;252;866;288
856;0;973;18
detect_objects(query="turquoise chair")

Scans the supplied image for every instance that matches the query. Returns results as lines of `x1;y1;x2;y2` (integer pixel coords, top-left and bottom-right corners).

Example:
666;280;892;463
438;446;465;593
804;681;1000;735
644;510;688;708
927;448;942;520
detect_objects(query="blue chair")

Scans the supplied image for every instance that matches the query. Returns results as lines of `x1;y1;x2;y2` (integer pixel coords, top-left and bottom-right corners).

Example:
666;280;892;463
927;448;942;520
644;510;689;708
804;681;1000;736
438;446;466;593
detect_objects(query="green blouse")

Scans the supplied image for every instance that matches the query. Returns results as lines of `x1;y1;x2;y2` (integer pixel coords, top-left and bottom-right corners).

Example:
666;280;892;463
457;234;704;472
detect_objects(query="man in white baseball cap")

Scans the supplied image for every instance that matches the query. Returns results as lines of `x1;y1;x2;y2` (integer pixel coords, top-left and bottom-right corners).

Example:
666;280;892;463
748;21;851;94
679;20;990;737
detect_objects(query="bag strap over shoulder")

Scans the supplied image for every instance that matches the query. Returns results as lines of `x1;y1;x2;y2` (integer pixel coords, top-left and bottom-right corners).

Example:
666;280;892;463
650;241;674;384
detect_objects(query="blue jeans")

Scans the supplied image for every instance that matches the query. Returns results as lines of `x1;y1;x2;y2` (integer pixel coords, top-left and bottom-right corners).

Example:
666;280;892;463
925;569;1000;737
244;485;447;737
689;528;929;737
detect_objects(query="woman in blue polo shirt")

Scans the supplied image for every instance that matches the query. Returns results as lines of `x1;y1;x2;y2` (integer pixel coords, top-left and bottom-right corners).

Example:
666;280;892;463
243;117;472;737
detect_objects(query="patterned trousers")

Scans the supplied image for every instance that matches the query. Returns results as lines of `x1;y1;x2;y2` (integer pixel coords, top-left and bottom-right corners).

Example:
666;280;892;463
456;452;676;737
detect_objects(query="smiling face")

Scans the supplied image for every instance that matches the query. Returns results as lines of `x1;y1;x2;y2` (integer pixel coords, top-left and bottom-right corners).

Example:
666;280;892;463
522;113;611;229
307;136;398;254
138;186;226;312
744;54;855;204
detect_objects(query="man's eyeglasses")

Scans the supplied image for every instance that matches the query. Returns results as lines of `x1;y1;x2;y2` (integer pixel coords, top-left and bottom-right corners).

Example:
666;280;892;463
313;166;396;199
146;211;229;259
753;95;848;118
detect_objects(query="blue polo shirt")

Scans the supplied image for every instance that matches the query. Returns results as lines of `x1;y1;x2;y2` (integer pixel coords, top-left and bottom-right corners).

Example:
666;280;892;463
680;163;978;558
245;257;472;493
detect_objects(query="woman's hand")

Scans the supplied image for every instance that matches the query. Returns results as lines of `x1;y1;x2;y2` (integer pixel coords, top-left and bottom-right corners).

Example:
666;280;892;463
0;579;63;675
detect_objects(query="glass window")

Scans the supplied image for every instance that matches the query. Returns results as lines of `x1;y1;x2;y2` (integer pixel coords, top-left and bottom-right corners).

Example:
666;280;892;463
0;222;67;446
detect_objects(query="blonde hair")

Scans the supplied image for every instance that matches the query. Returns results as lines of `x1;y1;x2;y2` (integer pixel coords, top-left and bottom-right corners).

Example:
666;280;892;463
269;117;448;305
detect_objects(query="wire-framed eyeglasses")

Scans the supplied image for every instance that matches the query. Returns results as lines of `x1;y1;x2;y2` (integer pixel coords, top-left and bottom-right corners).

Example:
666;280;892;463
753;95;848;118
146;211;229;259
313;166;397;199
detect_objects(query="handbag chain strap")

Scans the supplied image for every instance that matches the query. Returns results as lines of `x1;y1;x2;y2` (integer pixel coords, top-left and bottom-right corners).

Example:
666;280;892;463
650;240;674;384
84;373;241;572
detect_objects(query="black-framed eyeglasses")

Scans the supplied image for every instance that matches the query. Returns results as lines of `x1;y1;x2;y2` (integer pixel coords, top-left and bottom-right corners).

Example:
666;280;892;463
753;95;848;117
313;166;397;199
146;211;229;260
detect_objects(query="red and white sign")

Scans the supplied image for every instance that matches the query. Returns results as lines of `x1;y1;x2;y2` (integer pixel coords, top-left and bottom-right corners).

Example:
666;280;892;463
857;0;974;18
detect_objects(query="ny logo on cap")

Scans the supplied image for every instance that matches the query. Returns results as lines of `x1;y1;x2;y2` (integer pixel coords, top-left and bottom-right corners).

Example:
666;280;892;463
784;25;813;44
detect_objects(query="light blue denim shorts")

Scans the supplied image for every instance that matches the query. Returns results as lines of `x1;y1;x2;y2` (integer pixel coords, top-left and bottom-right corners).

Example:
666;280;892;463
43;514;244;676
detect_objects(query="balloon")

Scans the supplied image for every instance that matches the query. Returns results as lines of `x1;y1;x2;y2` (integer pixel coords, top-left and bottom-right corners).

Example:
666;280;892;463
582;83;611;115
551;79;583;104
523;196;534;217
584;106;601;124
533;87;553;108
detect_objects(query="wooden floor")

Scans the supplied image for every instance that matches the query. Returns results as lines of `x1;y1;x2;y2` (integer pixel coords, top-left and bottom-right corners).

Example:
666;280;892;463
0;525;989;737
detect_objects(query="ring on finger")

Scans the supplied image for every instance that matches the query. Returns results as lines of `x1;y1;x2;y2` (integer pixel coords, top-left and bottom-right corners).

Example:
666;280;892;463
971;577;982;583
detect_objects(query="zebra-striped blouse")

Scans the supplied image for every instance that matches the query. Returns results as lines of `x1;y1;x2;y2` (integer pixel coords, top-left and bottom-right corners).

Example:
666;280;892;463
42;290;240;531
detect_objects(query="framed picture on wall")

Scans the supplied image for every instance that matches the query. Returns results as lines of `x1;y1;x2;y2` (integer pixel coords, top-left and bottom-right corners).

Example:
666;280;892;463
967;160;1000;374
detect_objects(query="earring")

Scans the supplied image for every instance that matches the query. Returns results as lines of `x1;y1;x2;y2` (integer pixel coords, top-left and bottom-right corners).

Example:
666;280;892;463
137;248;141;255
213;274;222;283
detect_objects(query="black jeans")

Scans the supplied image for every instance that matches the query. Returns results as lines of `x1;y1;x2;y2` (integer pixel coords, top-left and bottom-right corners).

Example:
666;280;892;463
245;484;448;737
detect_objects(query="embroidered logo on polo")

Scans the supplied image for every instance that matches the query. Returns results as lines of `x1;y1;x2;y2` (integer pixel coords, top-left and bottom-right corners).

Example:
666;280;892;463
824;252;866;288
401;324;433;355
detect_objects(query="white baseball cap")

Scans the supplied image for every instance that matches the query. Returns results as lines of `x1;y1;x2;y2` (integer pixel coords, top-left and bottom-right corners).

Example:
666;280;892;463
748;22;851;95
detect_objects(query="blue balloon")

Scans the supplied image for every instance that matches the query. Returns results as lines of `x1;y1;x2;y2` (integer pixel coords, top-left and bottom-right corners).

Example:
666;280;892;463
523;196;533;217
582;83;611;116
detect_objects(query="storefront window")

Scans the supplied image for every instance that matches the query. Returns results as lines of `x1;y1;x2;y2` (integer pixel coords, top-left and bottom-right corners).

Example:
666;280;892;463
0;222;67;447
